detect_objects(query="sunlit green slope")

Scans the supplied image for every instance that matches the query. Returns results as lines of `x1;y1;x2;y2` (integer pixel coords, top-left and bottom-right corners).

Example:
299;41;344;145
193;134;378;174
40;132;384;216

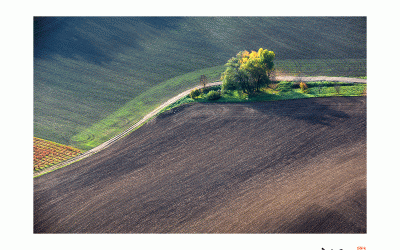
34;17;366;150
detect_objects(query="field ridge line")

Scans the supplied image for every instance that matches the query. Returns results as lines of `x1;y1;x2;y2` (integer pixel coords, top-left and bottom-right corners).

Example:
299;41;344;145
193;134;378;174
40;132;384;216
33;76;365;177
33;82;221;177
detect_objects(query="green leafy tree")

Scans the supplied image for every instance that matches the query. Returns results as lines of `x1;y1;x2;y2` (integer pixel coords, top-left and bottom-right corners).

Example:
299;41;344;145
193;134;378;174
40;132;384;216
206;90;221;100
221;48;275;94
258;48;275;78
241;56;268;92
221;56;248;92
189;88;201;99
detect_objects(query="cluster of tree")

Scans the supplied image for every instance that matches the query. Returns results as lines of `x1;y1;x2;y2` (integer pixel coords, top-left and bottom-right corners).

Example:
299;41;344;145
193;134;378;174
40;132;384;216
221;48;275;93
190;88;221;100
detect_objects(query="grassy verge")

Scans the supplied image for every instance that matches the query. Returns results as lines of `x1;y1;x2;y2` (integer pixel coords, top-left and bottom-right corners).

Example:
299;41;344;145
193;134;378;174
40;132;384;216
160;81;366;111
70;65;224;150
34;80;365;177
35;17;365;150
35;58;366;151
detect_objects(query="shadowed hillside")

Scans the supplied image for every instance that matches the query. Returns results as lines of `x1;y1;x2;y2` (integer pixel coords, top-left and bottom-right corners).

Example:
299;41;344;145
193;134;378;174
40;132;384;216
34;17;366;149
34;97;366;233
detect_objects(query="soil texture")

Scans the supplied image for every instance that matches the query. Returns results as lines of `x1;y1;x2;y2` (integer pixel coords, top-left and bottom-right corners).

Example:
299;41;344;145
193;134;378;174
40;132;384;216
34;97;366;233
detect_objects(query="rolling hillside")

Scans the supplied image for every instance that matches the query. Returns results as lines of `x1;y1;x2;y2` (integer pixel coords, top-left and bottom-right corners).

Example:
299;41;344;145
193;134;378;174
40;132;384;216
34;97;366;233
34;16;366;150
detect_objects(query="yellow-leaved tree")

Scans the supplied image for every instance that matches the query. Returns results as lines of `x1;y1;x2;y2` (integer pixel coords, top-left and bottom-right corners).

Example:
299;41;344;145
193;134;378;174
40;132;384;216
222;48;275;93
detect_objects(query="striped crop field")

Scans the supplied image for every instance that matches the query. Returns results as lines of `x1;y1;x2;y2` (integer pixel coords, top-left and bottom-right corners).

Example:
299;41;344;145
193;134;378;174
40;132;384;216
275;58;366;78
34;17;366;150
33;137;82;171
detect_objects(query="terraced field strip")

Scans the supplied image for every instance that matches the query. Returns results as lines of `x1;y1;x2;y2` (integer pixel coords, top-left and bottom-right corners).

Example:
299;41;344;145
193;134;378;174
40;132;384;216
33;76;365;177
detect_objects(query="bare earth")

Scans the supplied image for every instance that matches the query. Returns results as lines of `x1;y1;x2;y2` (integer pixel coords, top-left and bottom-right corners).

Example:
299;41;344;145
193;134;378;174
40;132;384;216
33;76;365;177
34;96;366;233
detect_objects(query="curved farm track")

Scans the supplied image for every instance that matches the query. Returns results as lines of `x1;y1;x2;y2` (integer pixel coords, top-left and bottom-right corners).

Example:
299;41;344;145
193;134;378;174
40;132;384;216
33;76;365;177
34;96;366;233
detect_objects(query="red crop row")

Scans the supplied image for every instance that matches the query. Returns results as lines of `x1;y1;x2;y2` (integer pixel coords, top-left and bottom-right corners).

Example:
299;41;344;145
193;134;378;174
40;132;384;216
33;137;82;171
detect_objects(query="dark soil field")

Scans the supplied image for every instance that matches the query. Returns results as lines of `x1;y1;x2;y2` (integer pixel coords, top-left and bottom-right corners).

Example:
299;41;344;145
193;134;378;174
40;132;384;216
34;97;366;233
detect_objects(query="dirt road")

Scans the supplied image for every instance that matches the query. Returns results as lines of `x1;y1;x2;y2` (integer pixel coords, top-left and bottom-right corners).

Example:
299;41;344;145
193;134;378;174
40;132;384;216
33;76;365;177
34;97;366;233
33;81;221;177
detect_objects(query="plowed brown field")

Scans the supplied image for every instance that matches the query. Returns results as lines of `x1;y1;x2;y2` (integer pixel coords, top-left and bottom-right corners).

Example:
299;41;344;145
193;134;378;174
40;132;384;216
34;97;366;233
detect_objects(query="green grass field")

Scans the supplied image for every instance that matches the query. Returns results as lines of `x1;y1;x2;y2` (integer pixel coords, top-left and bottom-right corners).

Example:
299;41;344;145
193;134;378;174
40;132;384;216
158;82;366;114
70;65;225;150
34;17;366;150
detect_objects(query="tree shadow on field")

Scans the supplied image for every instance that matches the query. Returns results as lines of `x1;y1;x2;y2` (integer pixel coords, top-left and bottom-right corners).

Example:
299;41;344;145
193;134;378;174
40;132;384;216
280;204;366;233
280;188;366;233
250;97;356;127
